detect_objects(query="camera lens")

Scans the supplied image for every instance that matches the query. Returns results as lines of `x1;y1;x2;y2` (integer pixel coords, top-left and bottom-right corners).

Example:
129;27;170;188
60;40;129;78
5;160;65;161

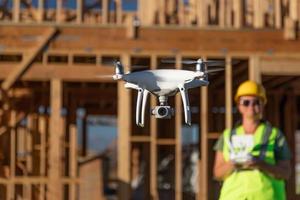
157;107;167;116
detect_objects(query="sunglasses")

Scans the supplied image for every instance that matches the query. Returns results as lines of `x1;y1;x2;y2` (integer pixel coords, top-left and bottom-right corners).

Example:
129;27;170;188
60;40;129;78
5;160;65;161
240;99;261;107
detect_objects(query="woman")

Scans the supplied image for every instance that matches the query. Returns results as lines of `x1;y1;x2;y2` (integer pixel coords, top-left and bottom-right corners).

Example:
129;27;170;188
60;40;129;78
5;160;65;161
213;80;291;200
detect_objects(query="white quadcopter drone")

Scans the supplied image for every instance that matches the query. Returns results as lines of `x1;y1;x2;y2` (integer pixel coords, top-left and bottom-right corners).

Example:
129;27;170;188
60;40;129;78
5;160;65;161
99;58;224;127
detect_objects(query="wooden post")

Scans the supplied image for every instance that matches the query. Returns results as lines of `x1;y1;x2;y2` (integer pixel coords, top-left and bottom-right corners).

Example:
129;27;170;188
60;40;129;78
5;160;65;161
37;0;44;22
158;0;166;25
117;54;131;200
175;55;182;200
225;56;232;129
13;0;20;23
249;55;261;83
47;79;63;200
76;0;83;24
219;0;226;27
115;0;122;24
274;0;282;29
38;115;47;200
254;0;264;28
56;0;63;23
290;0;299;21
7;110;17;200
102;0;109;24
198;0;208;27
69;124;77;200
233;0;242;28
200;73;208;199
150;55;158;200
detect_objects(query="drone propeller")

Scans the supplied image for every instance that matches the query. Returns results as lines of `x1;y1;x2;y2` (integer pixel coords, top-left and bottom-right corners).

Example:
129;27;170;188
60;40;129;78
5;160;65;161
95;75;114;79
161;59;225;67
206;68;224;73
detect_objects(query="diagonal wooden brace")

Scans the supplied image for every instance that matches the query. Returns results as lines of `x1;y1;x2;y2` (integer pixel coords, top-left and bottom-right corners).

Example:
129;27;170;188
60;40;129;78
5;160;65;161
1;27;57;92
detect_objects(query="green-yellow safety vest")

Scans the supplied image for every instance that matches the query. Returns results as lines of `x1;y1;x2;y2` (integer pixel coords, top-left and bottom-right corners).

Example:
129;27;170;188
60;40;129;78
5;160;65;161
219;122;286;200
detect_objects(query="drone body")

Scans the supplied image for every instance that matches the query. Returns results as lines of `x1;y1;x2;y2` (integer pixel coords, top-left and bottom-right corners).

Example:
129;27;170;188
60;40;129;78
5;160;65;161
102;59;223;127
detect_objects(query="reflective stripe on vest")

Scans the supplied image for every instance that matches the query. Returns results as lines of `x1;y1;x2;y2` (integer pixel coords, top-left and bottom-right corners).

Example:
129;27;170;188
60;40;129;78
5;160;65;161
219;122;286;200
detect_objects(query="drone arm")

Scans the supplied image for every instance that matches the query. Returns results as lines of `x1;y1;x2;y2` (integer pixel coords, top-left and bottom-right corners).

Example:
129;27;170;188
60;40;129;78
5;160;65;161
124;82;139;90
178;85;191;125
140;89;149;127
136;88;143;126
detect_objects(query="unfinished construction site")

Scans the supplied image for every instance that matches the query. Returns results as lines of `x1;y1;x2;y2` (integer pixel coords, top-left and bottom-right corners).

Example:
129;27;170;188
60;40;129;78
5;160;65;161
0;0;300;199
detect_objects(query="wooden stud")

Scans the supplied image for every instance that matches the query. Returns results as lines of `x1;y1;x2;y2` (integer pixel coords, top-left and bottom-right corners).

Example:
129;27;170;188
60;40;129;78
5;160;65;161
13;0;20;23
117;54;131;199
290;0;298;21
47;79;63;200
56;0;63;23
233;0;242;28
76;0;83;24
275;0;282;28
254;0;264;28
38;115;47;200
225;56;232;129
219;0;226;27
69;124;77;200
116;0;122;24
26;114;34;174
150;54;158;200
175;54;182;200
200;62;208;199
7;110;17;200
249;55;261;83
37;0;44;22
102;0;109;24
1;28;57;91
197;0;208;27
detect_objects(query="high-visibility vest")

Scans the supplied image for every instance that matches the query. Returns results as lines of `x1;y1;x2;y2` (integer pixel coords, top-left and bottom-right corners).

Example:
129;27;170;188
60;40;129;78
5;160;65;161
219;122;286;200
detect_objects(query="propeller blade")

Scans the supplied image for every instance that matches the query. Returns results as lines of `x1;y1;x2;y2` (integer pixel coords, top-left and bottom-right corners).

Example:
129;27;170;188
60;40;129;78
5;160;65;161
204;61;225;67
95;75;114;79
206;68;224;73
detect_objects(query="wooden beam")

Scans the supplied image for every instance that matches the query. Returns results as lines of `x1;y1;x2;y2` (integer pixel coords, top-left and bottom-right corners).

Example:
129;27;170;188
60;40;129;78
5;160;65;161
197;0;208;27
102;0;109;24
38;115;47;200
175;54;182;200
56;0;63;23
47;79;63;200
1;28;57;91
249;55;261;83
200;81;208;199
115;0;122;24
117;54;131;199
233;0;242;28
253;0;264;28
7;110;17;200
290;0;299;21
260;57;300;75
69;124;77;200
225;56;232;129
76;0;83;24
274;0;282;29
150;54;158;200
37;0;44;22
13;0;20;23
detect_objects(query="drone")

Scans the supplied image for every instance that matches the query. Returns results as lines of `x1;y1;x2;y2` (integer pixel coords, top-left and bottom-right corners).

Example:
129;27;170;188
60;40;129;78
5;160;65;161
99;58;224;127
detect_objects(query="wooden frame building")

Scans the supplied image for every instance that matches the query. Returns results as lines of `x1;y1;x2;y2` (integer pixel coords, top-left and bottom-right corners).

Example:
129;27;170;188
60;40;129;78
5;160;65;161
0;0;299;199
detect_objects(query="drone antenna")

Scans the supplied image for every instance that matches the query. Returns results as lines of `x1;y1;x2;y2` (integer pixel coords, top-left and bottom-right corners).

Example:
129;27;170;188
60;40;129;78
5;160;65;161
115;61;124;75
112;61;124;80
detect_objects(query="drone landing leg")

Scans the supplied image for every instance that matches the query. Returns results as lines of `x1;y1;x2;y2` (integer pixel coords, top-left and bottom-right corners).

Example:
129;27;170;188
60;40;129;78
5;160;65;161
178;85;191;125
140;89;149;127
136;88;143;126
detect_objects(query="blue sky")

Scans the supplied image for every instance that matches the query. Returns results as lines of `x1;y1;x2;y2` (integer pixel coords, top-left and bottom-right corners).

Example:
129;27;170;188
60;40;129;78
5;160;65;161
3;0;138;10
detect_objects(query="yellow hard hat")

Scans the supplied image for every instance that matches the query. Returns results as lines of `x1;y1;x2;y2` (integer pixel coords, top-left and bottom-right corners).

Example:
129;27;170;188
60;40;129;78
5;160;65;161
234;80;267;104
